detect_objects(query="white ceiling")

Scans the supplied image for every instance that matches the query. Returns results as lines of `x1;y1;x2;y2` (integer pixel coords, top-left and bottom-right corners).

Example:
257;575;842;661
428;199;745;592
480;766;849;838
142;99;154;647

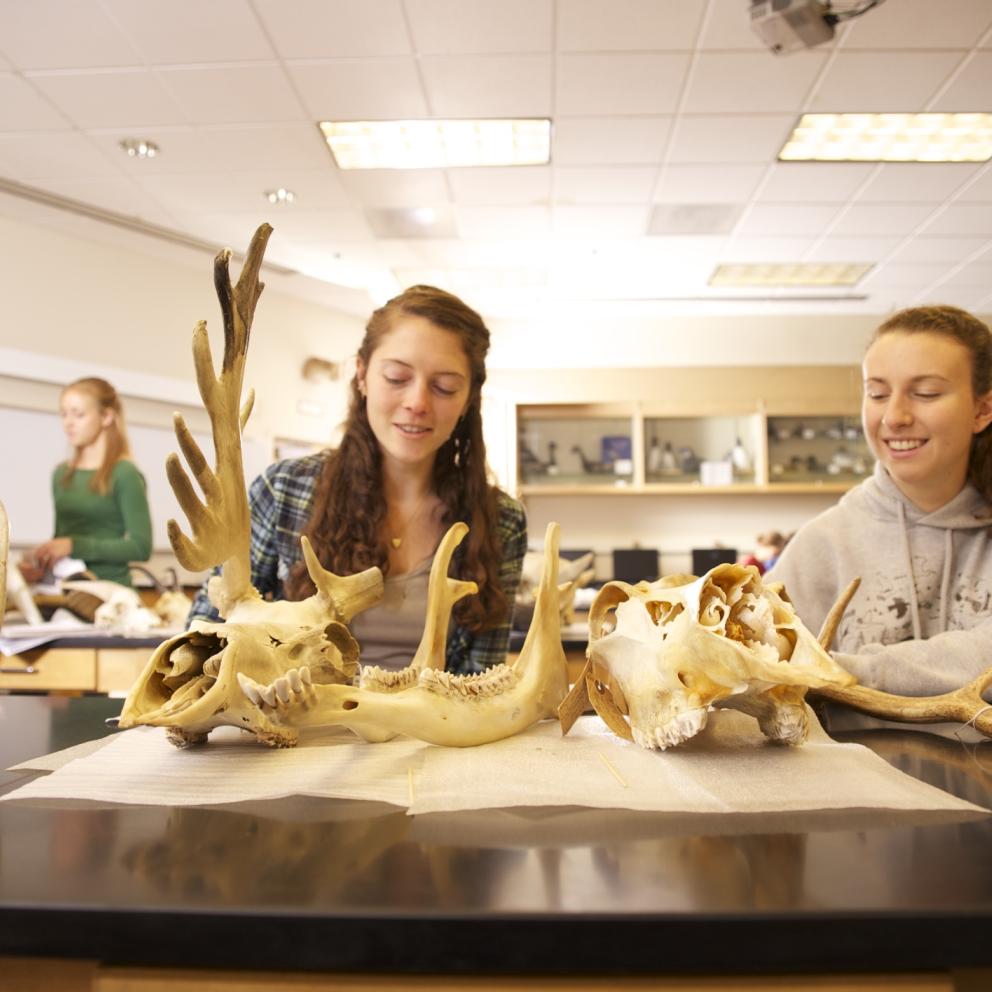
1;0;991;321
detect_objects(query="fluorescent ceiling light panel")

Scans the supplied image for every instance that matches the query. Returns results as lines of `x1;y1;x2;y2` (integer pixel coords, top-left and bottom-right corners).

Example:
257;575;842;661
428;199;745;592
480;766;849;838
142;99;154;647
779;113;992;162
320;119;551;170
709;262;873;287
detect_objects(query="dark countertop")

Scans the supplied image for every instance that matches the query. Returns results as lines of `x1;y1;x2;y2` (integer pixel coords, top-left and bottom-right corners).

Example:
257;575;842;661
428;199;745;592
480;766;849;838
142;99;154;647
1;694;991;977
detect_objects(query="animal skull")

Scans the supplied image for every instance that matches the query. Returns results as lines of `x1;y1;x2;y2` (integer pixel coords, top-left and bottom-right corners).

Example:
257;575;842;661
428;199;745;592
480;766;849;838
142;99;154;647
117;225;383;748
567;563;856;750
237;521;570;748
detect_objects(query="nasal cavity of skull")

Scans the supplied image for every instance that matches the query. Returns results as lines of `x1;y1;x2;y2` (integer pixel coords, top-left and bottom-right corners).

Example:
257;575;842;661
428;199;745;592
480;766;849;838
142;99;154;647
647;601;682;626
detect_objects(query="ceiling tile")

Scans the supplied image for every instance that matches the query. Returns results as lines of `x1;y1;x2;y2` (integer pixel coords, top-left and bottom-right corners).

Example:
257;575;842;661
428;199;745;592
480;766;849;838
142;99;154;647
556;53;690;116
448;167;550;205
666;114;795;163
655;164;766;203
288;60;429;119
735;203;841;237
552;116;671;166
557;0;705;51
862;262;951;288
0;132;123;179
0;0;142;70
937;260;992;287
86;123;333;175
253;0;412;58
830;202;938;237
921;202;992;236
407;0;551;54
26;176;169;220
135;170;353;212
809;52;964;113
719;237;821;261
27;69;186;128
697;0;768;51
856;164;979;203
338;169;449;208
841;0;992;49
960;166;992;200
930;52;992;112
420;55;552;116
456;206;551;238
103;0;275;63
0;75;71;130
156;65;306;125
552;205;647;238
757;162;876;203
802;237;902;263
887;236;988;263
683;52;827;114
554;166;658;204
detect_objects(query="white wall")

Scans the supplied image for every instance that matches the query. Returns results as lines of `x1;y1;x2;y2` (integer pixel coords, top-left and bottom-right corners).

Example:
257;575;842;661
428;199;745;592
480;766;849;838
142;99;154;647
0;214;365;448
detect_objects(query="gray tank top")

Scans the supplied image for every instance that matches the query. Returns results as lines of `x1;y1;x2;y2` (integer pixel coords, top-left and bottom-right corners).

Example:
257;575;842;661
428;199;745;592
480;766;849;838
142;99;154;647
348;555;433;670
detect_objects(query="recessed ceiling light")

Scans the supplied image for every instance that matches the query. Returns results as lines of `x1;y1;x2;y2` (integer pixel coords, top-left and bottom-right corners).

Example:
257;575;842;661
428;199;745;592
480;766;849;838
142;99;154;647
709;262;873;287
319;119;551;170
119;138;159;159
779;113;992;162
263;187;296;204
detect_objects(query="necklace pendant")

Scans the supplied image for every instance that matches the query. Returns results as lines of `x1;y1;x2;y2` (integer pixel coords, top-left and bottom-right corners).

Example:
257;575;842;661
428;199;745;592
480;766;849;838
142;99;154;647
391;537;402;549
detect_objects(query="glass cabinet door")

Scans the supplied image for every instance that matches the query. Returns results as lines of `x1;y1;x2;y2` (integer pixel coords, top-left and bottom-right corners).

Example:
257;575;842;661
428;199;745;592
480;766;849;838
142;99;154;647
767;415;873;484
644;416;756;485
518;412;634;487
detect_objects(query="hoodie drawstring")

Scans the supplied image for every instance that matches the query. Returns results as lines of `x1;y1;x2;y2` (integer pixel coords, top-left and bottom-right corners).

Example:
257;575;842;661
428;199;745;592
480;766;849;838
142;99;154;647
896;499;955;638
897;500;923;640
939;528;953;635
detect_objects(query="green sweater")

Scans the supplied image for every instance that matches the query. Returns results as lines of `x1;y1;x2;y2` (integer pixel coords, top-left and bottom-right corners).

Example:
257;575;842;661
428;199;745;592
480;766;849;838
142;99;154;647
52;460;153;586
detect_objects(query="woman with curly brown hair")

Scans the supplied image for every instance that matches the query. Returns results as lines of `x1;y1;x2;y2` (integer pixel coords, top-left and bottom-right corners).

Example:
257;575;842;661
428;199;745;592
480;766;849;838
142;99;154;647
188;285;527;674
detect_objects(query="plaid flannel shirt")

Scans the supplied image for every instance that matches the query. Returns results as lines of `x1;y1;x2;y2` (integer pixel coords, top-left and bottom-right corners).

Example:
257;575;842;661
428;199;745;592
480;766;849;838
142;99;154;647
187;453;527;674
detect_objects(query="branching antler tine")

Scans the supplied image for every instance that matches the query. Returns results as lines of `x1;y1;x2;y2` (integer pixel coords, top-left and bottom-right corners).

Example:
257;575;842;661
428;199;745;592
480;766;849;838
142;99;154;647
240;388;255;433
410;522;477;673
232;224;271;342
300;535;383;623
190;321;219;410
166;518;215;573
817;577;861;649
173;413;220;505
815;677;992;738
164;453;212;538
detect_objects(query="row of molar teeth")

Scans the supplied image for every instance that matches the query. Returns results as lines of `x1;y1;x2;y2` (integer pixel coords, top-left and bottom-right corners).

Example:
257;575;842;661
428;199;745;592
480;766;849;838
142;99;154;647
359;665;419;692
633;708;709;750
419;665;515;697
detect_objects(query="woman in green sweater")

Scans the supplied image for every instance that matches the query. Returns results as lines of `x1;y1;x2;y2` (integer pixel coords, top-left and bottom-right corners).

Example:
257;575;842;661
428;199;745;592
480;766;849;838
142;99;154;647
23;377;152;588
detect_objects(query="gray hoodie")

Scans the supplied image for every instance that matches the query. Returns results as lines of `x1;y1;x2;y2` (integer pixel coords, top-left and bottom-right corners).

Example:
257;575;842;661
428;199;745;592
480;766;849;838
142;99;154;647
767;460;992;700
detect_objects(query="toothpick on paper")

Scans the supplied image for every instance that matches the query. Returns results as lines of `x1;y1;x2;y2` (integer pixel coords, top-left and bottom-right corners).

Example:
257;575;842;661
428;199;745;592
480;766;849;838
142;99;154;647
597;751;627;788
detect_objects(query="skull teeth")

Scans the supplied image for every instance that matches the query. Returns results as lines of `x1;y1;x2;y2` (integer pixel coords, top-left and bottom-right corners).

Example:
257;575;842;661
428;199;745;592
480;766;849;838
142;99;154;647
633;708;709;750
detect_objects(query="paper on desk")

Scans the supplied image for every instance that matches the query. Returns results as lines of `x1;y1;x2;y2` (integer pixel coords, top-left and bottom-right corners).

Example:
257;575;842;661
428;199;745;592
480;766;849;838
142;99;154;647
0;607;95;655
0;710;986;817
1;724;428;807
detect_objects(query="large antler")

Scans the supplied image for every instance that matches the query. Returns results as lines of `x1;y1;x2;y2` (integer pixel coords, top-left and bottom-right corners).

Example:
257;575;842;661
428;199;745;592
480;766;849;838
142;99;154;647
813;577;992;738
166;223;272;616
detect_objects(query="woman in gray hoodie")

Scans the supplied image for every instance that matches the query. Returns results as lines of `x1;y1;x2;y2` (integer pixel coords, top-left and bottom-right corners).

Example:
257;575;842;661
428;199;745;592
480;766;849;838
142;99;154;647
768;305;992;706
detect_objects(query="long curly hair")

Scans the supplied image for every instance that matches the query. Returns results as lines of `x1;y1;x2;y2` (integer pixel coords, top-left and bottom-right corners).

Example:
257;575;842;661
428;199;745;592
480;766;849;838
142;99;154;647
284;285;508;631
872;305;992;501
59;377;132;495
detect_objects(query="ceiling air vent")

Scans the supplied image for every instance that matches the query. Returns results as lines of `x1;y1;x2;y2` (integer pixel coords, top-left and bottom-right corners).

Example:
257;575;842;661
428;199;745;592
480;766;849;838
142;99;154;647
647;203;743;236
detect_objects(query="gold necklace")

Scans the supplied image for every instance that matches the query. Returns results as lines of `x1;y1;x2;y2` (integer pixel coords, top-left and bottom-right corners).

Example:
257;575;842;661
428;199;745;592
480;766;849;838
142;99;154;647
389;493;432;550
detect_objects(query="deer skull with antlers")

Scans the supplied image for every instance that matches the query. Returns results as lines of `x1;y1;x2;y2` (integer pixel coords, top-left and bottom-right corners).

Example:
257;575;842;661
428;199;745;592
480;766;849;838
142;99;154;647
559;564;858;750
118;226;383;747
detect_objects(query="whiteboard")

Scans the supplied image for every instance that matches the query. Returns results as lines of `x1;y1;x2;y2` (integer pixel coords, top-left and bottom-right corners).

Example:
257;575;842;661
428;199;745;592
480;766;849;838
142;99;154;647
0;406;271;551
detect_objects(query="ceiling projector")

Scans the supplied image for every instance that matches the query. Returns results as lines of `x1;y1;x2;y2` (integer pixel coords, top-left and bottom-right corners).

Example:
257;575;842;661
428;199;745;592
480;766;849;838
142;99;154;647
749;0;836;55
